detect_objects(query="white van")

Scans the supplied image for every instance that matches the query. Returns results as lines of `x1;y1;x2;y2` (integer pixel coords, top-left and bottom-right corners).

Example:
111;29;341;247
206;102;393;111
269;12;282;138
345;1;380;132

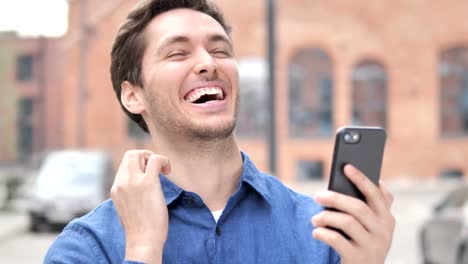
28;150;114;232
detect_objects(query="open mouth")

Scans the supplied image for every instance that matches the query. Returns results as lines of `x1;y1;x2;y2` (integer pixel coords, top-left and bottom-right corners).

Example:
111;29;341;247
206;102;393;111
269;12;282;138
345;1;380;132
184;87;225;104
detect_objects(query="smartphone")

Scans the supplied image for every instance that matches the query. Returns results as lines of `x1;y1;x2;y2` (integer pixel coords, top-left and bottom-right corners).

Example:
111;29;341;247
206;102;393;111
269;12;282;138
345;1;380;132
328;126;387;201
326;126;386;239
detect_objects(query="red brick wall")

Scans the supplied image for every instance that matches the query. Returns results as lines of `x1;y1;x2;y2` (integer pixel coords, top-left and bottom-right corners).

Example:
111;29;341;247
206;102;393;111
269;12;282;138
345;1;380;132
0;32;65;162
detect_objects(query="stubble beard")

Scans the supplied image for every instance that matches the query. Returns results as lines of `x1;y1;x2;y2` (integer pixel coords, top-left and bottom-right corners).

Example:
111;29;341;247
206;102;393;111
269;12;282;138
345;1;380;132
147;91;239;143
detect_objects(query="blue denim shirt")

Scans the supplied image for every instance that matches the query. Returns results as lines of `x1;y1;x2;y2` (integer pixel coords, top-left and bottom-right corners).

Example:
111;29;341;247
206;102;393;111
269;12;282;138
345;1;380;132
45;153;341;264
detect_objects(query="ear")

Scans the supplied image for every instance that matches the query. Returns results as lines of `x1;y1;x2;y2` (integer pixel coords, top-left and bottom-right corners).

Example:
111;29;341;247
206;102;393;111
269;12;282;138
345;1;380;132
120;81;145;114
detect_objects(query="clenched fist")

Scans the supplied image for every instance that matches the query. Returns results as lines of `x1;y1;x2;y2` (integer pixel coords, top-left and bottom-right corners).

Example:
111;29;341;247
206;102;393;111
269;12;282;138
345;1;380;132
111;150;171;264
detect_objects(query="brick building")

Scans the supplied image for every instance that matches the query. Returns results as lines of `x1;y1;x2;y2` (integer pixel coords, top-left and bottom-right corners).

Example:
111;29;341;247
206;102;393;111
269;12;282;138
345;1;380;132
59;0;468;182
0;32;64;162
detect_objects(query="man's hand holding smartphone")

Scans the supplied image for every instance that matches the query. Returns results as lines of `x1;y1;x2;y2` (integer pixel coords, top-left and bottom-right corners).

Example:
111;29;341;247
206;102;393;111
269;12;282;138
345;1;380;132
311;127;396;264
312;164;395;264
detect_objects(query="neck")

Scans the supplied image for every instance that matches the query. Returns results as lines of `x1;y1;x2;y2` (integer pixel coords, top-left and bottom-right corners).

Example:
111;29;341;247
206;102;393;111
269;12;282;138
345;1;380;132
150;131;243;211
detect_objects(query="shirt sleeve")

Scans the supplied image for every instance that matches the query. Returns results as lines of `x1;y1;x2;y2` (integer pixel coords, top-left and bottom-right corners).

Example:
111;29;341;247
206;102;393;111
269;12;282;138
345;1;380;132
44;223;108;264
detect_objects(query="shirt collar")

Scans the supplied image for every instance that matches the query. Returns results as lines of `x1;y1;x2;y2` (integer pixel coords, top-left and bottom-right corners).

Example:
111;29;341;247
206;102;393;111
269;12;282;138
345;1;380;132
160;174;184;206
239;151;272;204
159;151;271;206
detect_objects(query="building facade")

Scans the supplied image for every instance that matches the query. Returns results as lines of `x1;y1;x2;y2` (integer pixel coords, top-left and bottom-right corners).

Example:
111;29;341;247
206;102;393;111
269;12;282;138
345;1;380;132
0;32;64;163
55;0;468;182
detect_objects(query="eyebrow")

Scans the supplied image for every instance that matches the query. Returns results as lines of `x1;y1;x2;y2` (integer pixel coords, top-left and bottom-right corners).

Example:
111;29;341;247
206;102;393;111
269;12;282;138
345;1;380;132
157;35;190;54
208;34;232;46
156;33;233;54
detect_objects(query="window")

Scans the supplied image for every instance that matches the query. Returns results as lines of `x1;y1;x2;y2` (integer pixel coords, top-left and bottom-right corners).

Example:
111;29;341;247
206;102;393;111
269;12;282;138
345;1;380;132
127;119;148;139
440;46;468;136
296;160;324;181
289;48;333;138
16;55;34;81
18;99;34;160
236;58;268;138
439;168;464;180
352;60;388;128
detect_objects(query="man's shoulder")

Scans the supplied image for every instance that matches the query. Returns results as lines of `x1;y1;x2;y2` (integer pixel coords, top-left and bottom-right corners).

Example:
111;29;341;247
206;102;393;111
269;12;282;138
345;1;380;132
44;199;125;263
67;199;123;238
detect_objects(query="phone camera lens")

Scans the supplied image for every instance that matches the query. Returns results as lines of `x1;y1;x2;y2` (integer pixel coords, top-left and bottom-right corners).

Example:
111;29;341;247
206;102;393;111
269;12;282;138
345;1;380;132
344;133;352;142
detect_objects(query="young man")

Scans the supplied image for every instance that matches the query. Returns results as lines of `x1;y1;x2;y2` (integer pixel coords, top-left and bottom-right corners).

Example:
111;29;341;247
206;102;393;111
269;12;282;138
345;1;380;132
45;0;395;263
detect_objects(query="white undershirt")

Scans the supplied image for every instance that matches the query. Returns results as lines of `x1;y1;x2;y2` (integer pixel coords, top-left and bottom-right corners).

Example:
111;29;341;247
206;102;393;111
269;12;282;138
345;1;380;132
211;209;224;223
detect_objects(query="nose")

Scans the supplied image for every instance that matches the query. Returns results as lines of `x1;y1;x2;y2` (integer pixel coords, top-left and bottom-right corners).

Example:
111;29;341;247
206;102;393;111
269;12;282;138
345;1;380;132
193;50;217;79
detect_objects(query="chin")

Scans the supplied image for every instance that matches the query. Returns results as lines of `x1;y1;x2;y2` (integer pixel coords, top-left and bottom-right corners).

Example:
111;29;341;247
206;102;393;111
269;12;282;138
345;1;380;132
187;119;236;141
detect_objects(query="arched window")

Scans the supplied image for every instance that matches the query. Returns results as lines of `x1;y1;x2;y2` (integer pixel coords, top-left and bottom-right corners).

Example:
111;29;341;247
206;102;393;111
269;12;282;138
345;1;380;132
288;48;333;138
352;60;388;128
236;58;268;138
440;46;468;136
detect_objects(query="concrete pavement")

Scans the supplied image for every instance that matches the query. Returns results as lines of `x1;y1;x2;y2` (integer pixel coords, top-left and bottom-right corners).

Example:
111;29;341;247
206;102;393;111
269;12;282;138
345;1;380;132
0;211;28;243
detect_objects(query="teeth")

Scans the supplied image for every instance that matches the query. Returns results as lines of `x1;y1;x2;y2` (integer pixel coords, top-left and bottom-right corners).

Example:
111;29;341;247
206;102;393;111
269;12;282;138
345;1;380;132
186;87;223;103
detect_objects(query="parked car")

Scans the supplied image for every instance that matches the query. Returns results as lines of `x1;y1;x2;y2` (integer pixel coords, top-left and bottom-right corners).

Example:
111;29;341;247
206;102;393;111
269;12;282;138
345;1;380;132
28;150;114;232
420;184;468;264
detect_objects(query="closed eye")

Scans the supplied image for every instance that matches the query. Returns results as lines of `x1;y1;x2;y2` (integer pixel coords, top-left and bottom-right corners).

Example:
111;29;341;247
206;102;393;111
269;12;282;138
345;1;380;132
167;51;188;59
212;49;231;57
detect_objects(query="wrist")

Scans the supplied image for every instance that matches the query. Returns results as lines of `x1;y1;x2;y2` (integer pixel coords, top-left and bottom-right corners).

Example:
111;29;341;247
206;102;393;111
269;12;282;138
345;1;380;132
125;244;164;264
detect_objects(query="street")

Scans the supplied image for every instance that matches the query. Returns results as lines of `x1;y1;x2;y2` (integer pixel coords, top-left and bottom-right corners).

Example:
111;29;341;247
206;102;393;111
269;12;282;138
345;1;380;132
0;232;56;263
0;211;56;263
0;180;460;263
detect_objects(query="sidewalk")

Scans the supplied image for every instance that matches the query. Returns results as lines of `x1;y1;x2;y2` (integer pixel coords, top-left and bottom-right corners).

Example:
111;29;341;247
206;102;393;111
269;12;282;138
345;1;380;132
0;210;28;243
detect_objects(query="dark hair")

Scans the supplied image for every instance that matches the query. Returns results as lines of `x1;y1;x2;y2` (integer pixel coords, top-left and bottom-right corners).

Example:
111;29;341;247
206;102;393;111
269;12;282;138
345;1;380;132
110;0;232;133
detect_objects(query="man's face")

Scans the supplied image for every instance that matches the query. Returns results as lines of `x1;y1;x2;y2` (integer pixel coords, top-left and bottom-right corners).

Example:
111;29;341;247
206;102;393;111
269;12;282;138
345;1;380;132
139;8;239;140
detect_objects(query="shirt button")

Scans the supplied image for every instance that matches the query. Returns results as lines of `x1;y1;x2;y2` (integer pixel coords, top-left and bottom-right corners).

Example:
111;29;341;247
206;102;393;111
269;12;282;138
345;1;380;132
184;196;195;206
215;226;221;236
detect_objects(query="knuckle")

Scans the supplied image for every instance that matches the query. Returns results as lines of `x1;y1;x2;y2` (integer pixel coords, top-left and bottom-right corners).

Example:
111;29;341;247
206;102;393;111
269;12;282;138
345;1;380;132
355;202;368;216
342;214;355;227
379;214;396;242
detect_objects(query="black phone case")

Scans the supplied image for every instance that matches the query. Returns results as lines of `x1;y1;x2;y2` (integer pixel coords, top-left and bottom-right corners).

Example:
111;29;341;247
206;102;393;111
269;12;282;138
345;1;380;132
328;126;387;201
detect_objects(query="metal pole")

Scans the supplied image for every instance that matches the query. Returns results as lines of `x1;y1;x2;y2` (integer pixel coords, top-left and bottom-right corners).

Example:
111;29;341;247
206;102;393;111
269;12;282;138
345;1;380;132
78;0;88;148
267;0;277;175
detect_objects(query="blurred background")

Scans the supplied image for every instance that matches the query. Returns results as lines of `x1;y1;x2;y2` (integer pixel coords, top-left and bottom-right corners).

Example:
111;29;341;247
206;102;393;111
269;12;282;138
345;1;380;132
0;0;468;263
